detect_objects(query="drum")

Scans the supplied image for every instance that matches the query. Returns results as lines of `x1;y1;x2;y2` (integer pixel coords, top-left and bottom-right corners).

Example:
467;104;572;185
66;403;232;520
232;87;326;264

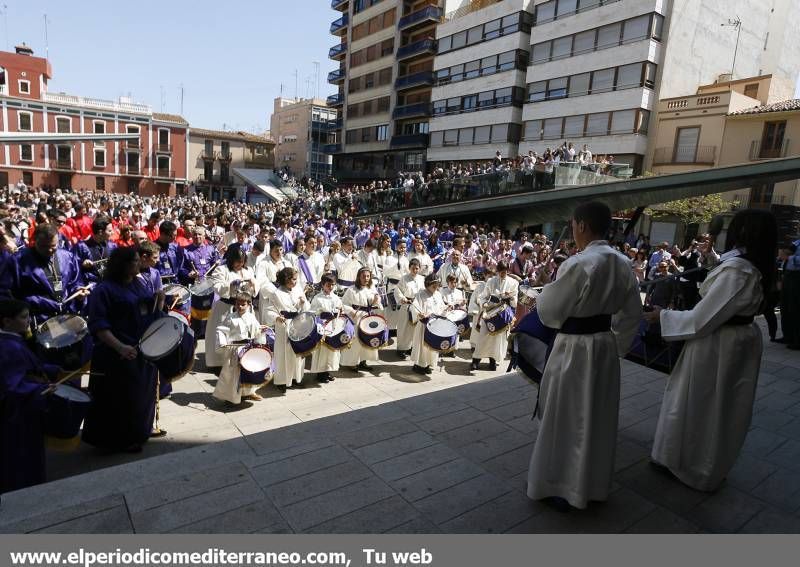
510;308;557;384
139;317;196;381
386;288;400;311
625;319;684;374
237;344;273;384
163;283;192;314
167;309;190;327
357;314;389;349
321;315;355;350
445;309;470;335
516;285;540;321
264;326;276;352
424;317;459;352
36;314;94;371
44;384;92;439
482;305;514;334
286;312;321;356
377;285;389;310
189;279;215;320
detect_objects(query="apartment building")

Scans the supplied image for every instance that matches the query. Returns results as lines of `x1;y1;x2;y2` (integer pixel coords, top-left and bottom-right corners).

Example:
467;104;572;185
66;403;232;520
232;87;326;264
270;97;336;181
328;0;445;180
0;44;189;196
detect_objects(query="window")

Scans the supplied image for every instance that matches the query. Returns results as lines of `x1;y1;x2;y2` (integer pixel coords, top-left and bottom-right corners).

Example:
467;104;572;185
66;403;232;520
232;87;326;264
591;68;615;93
18;111;32;131
430;131;444;147
557;0;578;16
204;140;214;155
543;118;562;139
474;125;491;144
94;149;106;167
377;96;390;112
564;115;585;137
451;30;467;50
644;62;657;88
610;109;636;133
573;30;595;54
586;112;610;136
529;81;547;102
158;128;169;145
498;50;516;70
376;125;388;141
463;94;478;111
467;26;482;45
22;171;33;186
127;152;139;172
438;35;452;52
532;42;551;63
459;128;473;145
495;87;512;104
443;130;458;146
378;68;392;85
433;100;447;115
56;117;71;133
552;36;572;59
361;128;372;143
524;120;542;140
547;77;568;99
95;177;105;191
438;12;530;53
617;63;641;89
652;14;664;40
56;145;71;165
761;121;787;158
20;144;33;162
744;83;759;99
490;124;508;143
450;64;464;82
480;55;498;75
597;22;621;48
674;126;700;162
446;97;460;113
623;14;650;42
535;1;556;23
569;73;591;96
484;19;501;40
478;91;494;108
18;80;30;94
464;60;480;79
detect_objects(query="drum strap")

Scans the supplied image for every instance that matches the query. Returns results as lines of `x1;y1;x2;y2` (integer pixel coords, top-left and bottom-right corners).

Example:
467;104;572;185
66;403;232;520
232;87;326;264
352;305;372;313
319;312;336;321
280;311;299;319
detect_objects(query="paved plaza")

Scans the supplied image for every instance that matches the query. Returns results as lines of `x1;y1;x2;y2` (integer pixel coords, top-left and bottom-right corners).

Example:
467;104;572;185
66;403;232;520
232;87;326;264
1;320;799;534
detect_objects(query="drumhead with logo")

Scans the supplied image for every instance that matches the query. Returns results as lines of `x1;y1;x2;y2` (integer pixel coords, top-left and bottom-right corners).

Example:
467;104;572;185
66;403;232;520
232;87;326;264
36;314;89;349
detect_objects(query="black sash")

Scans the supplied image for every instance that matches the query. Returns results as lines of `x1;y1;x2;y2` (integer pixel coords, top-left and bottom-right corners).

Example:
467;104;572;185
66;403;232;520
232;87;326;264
352;305;372;313
319;311;336;321
280;311;299;320
725;315;754;326
560;314;612;335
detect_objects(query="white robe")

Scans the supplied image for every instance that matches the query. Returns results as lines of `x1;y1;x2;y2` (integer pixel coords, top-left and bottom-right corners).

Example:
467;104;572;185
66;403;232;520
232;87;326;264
309;291;347;373
652;254;763;491
409;251;434;276
383;254;409;331
437;262;474;291
264;286;307;386
395;273;424;352
472;275;519;361
410;289;447;369
340;285;383;367
527;240;641;509
204;265;256;367
213;308;265;404
468;281;486;348
255;258;292;322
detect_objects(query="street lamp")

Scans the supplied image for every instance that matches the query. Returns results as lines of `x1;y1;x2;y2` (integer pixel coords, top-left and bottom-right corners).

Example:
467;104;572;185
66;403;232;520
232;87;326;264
721;17;742;80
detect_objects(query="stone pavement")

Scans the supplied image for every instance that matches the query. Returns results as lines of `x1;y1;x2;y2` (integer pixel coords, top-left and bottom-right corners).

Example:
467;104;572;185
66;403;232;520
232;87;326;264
1;321;799;533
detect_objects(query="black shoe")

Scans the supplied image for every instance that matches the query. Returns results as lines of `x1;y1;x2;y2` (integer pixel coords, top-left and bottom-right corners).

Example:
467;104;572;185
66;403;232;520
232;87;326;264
412;364;427;375
276;384;287;393
397;351;408;360
358;361;369;370
542;496;573;513
317;373;330;383
489;359;497;371
470;359;480;371
424;366;433;375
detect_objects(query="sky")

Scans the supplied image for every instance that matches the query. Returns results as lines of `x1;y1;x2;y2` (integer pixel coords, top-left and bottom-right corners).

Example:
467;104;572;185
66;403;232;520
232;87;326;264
5;0;337;133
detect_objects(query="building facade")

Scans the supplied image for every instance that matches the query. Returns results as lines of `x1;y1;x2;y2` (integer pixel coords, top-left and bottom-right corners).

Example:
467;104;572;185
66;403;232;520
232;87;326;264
269;97;335;181
188;129;275;202
0;45;190;196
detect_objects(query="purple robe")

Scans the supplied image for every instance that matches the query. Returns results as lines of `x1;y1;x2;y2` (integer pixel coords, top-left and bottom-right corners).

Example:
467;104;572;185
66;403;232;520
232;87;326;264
15;247;86;325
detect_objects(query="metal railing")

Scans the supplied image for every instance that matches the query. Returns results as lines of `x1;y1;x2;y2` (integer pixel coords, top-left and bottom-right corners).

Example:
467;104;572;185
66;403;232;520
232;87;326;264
444;0;501;23
154;169;175;178
200;150;216;161
396;38;437;60
330;14;349;35
395;71;434;90
329;42;347;59
218;150;233;161
125;140;142;150
327;93;344;106
43;92;152;114
54;159;75;170
392;102;432;120
154;143;173;153
652;145;716;165
398;5;443;30
327;69;345;84
389;133;429;148
750;139;790;160
331;0;348;9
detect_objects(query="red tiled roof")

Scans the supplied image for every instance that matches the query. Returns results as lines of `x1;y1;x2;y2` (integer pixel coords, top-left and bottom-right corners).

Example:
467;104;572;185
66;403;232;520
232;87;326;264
190;127;275;144
152;112;188;125
729;99;800;116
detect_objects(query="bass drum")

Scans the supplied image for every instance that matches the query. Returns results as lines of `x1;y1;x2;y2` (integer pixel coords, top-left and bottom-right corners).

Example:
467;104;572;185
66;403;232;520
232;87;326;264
36;314;94;371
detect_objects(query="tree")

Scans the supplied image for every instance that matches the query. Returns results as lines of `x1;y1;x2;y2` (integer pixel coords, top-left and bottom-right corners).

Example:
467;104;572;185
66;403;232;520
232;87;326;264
645;194;731;225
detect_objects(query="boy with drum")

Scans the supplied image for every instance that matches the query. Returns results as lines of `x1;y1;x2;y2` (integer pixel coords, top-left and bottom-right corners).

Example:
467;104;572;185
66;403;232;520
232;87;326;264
410;274;448;375
471;261;518;371
309;274;346;383
213;291;267;405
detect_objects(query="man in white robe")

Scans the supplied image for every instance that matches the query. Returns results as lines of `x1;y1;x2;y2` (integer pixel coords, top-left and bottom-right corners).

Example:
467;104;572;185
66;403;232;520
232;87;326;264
526;201;641;510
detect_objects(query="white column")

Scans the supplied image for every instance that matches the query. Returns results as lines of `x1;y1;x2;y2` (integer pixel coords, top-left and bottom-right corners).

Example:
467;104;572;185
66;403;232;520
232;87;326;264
114;118;119;175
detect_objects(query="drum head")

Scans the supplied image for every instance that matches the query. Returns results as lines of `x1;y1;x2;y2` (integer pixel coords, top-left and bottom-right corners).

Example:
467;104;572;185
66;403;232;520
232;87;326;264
167;310;190;327
287;313;317;341
189;280;215;295
163;284;191;302
520;286;539;299
324;317;347;336
140;318;183;358
239;347;272;372
53;383;91;403
446;309;468;323
427;318;458;336
37;315;89;349
359;315;387;333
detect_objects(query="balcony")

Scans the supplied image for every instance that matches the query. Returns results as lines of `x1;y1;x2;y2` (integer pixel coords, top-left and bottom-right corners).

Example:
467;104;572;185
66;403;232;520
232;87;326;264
200;150;216;161
218;150;233;162
392;102;432;120
328;69;345;85
398;5;443;31
444;0;502;23
154;143;173;154
125;140;142;150
331;0;348;11
396;39;437;61
395;71;434;90
321;118;343;131
43;92;152;115
390;133;429;148
750;139;790;160
330;14;349;36
652;145;717;166
322;143;342;154
326;93;344;107
329;42;347;60
126;168;143;177
154;169;175;179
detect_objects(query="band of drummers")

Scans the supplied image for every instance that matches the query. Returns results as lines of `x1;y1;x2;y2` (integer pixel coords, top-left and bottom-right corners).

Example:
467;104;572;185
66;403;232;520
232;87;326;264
0;181;788;515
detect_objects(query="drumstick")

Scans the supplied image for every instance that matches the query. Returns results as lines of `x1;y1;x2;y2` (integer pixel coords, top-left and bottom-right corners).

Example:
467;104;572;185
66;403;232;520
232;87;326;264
169;295;181;310
60;286;91;306
40;366;91;395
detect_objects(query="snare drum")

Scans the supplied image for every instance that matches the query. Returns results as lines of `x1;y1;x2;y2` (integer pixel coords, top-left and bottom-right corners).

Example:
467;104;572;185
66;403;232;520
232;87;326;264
424;318;459;352
36;314;94;371
237;344;273;384
357;314;389;349
45;384;92;439
482;305;514;334
163;283;192;317
189;279;215;321
321;315;355;350
286;312;322;356
445;309;470;335
167;309;190;327
516;285;539;320
139;317;196;381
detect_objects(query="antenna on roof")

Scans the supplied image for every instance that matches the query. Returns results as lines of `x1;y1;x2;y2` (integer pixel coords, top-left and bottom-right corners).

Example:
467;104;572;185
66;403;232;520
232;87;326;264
1;5;9;51
42;13;48;60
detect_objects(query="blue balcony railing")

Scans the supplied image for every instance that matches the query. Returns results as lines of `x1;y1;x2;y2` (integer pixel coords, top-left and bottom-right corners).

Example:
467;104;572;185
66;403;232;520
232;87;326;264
389;133;429;148
326;93;344;106
322;143;342;154
395;71;435;90
391;102;432;120
327;69;345;84
398;5;443;30
330;14;349;35
329;42;347;60
331;0;348;10
396;38;437;60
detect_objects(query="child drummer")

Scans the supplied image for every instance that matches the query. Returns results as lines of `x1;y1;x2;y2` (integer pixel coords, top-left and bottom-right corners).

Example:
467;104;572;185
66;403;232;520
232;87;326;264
410;274;448;376
310;274;348;383
213;291;266;406
441;274;466;354
0;299;57;495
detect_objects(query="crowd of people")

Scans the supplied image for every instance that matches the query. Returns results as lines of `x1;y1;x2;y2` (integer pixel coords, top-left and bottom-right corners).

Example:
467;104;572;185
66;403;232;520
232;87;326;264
0;176;796;518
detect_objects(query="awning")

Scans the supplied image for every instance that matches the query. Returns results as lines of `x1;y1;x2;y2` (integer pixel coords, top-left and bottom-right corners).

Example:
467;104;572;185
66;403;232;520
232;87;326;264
232;168;285;202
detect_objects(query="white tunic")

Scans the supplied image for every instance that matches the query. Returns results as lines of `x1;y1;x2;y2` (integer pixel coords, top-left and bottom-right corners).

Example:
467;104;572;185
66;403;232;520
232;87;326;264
204;265;256;367
383;254;409;331
264;286;307;386
213;308;265;404
437;262;474;291
340;285;383;367
395;273;424;352
468;281;487;348
255;258;292;322
410;289;447;369
409;252;434;276
309;291;346;373
526;240;641;509
472;275;519;361
652;254;763;491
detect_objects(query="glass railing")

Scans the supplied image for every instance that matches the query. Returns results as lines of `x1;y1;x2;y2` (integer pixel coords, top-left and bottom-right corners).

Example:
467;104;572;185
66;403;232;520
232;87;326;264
330;14;349;34
331;0;348;9
396;38;437;60
322;143;342;154
398;5;443;29
392;102;432;119
327;69;345;83
395;71;435;89
326;93;344;106
389;133;429;148
329;43;347;59
334;162;632;215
